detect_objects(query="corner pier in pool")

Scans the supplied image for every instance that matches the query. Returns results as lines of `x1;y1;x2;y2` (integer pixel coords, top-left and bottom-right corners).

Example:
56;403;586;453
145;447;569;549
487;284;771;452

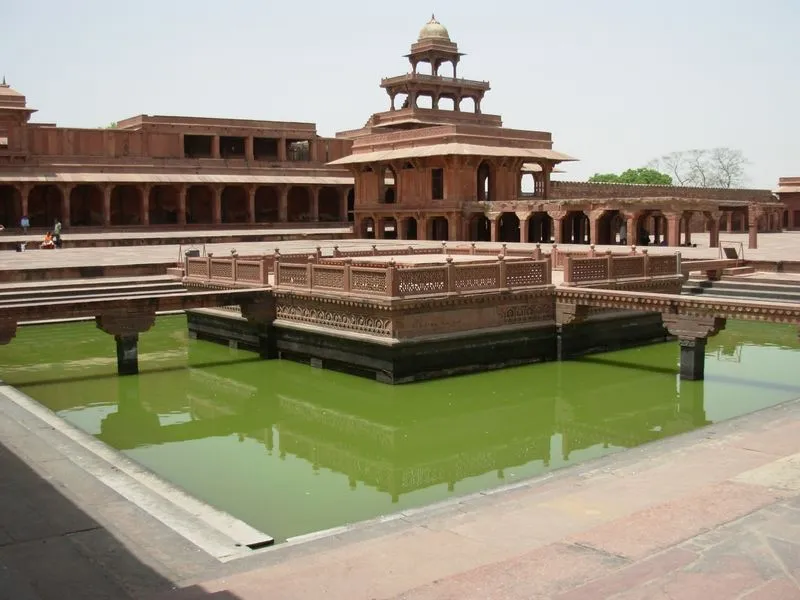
178;243;800;383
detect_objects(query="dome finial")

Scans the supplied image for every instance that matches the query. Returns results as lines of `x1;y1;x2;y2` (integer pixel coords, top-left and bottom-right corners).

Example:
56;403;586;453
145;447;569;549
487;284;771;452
1;76;6;87
418;14;450;41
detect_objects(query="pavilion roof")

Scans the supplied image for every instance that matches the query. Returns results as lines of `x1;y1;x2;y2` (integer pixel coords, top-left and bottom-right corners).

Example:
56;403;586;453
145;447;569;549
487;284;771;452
328;143;576;166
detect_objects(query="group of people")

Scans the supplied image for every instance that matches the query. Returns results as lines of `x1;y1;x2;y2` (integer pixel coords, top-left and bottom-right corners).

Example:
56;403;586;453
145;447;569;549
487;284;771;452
8;217;63;251
39;219;62;250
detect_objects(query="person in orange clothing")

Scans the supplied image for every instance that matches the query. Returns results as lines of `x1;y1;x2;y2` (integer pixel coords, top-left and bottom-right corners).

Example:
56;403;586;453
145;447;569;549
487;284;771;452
40;232;55;249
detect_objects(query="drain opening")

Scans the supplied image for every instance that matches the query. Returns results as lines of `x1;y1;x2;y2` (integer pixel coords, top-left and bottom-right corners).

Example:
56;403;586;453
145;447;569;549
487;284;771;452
247;539;274;550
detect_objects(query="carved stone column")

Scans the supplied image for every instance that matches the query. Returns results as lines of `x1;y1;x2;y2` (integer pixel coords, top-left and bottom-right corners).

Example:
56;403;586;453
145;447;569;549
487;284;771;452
278;186;288;222
622;211;639;247
95;312;157;376
140;185;151;226
247;186;256;223
705;211;722;248
177;186;187;225
517;211;530;243
310;186;320;222
102;185;112;226
488;213;500;242
748;205;761;249
547;210;566;244
588;209;604;246
211;186;222;224
662;314;726;380
664;212;681;247
60;184;73;227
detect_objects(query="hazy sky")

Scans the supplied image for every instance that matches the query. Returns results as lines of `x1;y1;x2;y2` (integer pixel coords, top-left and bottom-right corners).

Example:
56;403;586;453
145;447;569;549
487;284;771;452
2;0;797;188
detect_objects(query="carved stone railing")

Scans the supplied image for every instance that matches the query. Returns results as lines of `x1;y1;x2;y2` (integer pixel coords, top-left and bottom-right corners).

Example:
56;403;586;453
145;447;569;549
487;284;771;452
184;255;270;286
273;256;552;298
563;251;681;286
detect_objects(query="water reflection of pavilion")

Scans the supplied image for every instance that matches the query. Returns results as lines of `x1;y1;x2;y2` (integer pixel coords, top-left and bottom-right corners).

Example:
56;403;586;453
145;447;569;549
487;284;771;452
96;357;707;502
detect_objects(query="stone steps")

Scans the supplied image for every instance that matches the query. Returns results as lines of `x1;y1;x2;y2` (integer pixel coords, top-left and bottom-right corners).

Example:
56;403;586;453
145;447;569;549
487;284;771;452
682;277;800;303
722;266;755;275
0;275;187;307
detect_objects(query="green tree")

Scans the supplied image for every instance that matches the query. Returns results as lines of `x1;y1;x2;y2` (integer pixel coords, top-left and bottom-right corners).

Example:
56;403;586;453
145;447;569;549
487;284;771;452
104;122;118;129
589;168;672;185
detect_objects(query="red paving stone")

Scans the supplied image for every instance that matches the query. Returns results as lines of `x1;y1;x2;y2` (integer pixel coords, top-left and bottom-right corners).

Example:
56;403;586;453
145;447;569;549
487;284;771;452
552;548;698;600
567;481;784;560
741;578;800;599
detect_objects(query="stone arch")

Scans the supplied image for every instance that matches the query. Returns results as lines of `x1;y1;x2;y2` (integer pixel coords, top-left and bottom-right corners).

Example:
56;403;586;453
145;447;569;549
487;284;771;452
186;185;213;224
593;209;623;245
477;160;494;202
438;96;456;111
469;214;490;241
149;185;179;225
381;216;398;240
383;166;397;204
70;184;104;226
498;212;520;243
562;211;589;244
360;217;375;239
346;188;355;222
415;94;433;109
28;185;62;228
318;187;340;221
520;172;536;196
528;212;553;243
394;93;410;110
254;186;279;222
110;185;142;226
0;185;22;228
427;216;449;241
287;186;310;222
401;216;418;240
459;97;477;112
221;186;248;223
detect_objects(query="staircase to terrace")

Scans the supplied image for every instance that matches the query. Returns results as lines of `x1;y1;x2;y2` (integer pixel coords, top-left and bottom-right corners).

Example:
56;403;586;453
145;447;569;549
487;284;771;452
682;270;800;304
0;275;188;315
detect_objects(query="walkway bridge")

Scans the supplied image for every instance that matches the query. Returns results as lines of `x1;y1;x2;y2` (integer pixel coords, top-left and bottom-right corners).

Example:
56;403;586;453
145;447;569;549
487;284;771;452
0;277;272;375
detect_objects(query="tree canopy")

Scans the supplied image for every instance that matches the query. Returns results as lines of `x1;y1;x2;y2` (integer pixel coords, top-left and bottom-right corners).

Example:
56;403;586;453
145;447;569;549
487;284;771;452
588;167;672;185
647;148;748;188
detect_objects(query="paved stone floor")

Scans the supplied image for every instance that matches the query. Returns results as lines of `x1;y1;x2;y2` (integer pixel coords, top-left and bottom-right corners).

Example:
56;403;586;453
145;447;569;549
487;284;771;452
2;231;800;272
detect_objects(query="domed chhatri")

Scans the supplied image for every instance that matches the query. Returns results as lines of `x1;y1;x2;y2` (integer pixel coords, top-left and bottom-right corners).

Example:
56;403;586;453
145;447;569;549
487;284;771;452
418;14;450;41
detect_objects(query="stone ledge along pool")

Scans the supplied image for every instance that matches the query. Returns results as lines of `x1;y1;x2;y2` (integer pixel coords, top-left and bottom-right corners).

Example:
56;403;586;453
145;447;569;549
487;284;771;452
1;315;798;544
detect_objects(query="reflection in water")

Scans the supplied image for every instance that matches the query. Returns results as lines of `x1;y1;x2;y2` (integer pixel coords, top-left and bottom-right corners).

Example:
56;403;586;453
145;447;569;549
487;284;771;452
0;317;798;542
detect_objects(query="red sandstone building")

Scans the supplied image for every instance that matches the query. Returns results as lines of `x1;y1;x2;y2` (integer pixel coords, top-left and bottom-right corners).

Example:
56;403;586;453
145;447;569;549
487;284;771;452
777;177;800;230
0;17;785;247
0;79;355;230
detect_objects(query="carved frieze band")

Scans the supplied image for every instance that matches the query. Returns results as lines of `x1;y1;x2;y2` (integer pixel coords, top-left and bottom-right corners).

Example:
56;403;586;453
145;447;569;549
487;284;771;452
95;312;157;337
662;314;726;340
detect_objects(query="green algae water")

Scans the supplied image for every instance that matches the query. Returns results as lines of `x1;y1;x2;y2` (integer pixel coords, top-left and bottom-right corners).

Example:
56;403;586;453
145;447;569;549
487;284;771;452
1;316;799;542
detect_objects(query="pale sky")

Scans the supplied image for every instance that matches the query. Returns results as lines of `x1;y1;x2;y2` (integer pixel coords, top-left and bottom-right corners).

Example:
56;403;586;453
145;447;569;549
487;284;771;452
2;0;797;189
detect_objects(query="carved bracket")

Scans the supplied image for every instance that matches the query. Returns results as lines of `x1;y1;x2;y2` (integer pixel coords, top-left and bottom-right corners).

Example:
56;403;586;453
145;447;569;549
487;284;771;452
556;301;589;326
0;319;18;345
95;312;157;337
662;314;726;340
241;298;276;324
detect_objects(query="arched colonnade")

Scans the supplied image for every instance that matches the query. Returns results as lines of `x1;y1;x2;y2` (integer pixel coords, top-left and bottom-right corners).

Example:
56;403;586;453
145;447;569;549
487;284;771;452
0;183;353;228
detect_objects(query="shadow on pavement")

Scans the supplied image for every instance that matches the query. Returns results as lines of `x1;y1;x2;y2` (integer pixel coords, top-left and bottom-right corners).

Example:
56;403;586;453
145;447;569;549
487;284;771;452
0;438;241;600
